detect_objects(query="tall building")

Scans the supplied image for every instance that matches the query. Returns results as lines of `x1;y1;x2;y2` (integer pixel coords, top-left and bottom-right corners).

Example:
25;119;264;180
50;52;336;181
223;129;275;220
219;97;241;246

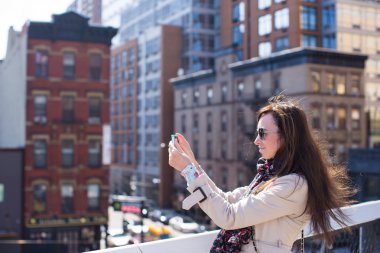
67;0;103;25
102;0;132;27
119;0;217;73
321;0;380;147
110;0;217;207
0;12;116;253
171;47;367;209
219;0;322;60
110;25;182;207
220;0;380;147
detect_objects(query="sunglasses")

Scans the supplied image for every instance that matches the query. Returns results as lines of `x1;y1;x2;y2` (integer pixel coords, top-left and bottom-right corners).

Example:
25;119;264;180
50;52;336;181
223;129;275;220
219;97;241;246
255;128;279;140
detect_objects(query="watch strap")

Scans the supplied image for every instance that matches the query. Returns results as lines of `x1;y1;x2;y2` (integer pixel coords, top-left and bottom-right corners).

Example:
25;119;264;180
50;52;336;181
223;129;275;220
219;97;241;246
182;185;211;210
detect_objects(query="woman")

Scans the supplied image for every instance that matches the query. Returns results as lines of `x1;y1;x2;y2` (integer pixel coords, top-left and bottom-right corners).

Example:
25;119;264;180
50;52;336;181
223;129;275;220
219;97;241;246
168;95;354;253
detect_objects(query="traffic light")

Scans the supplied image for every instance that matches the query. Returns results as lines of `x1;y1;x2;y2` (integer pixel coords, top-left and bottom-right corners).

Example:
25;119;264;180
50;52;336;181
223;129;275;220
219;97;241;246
112;200;121;211
141;205;148;218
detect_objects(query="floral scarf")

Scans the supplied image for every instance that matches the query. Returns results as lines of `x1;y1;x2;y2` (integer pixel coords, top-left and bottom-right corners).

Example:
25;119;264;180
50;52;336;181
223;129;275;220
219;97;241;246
209;158;276;253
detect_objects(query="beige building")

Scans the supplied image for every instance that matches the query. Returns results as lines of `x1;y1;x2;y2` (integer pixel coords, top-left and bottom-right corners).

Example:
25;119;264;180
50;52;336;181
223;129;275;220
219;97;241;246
171;47;367;199
322;0;380;147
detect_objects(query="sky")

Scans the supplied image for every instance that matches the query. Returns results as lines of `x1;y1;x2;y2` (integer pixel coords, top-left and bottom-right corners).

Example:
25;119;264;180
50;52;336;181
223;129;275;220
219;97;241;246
0;0;73;60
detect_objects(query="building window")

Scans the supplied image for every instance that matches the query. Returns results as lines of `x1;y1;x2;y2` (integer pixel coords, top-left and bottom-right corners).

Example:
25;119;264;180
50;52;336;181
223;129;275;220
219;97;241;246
221;83;227;102
193;113;199;132
236;82;244;98
237;170;245;187
323;6;336;29
207;87;213;104
62;96;75;123
0;184;3;203
34;140;47;168
336;74;346;95
193;89;200;105
258;0;271;10
351;108;360;130
221;111;227;132
258;42;272;57
311;71;320;92
122;51;127;67
302;35;317;47
237;108;245;130
311;105;320;129
301;6;317;30
221;141;227;160
255;79;262;98
89;97;101;124
89;53;102;81
222;168;228;190
337;107;346;130
61;140;74;168
207;139;212;159
233;2;245;22
193;139;199;158
323;34;336;49
275;8;289;30
275;36;289;51
207;112;212;132
181;91;187;107
181;114;186;133
34;95;47;123
61;184;74;213
258;14;272;36
33;184;47;213
87;184;100;211
327;106;335;129
327;73;335;93
35;50;49;78
273;74;281;94
351;74;360;95
232;25;244;47
88;140;101;168
63;52;75;79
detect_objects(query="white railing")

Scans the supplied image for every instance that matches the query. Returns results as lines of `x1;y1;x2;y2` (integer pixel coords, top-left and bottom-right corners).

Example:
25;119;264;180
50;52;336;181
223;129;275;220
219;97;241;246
88;200;380;253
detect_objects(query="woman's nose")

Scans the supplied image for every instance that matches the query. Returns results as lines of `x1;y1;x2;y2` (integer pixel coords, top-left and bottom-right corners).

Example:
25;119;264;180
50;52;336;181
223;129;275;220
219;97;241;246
254;135;261;146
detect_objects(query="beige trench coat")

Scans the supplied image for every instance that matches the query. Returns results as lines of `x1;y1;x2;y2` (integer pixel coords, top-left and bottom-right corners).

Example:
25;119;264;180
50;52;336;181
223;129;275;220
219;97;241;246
186;173;310;253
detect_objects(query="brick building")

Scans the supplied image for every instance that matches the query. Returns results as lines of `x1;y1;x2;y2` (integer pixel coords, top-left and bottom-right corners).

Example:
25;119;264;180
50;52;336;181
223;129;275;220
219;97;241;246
0;11;116;253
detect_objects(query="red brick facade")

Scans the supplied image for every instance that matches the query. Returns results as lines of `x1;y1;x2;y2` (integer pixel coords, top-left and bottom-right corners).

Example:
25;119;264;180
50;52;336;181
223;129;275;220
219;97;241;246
22;12;116;251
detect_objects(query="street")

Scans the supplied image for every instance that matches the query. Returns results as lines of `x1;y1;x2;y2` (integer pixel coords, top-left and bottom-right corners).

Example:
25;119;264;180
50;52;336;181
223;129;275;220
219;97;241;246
103;206;189;249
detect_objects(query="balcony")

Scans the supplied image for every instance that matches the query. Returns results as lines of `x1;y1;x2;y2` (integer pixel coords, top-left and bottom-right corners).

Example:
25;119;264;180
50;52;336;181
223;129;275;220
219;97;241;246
241;91;274;107
88;200;380;253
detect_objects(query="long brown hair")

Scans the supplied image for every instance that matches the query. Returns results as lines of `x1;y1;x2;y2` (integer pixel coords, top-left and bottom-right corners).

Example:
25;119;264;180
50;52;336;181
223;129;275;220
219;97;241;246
257;95;355;246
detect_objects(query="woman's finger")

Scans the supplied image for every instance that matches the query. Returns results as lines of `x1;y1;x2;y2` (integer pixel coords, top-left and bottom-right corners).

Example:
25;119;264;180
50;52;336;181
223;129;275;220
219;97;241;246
174;138;185;153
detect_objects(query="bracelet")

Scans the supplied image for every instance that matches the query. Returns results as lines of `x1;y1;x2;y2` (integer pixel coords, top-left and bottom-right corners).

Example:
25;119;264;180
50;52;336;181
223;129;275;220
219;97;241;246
181;164;199;184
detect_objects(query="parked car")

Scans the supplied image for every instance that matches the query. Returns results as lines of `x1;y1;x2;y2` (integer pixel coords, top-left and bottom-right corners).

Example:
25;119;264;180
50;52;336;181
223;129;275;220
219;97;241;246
169;215;200;233
107;229;134;247
149;209;178;225
123;217;149;235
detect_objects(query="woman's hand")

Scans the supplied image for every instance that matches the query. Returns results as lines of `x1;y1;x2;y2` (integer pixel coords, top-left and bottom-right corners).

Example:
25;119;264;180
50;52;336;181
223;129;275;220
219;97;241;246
168;138;192;172
175;133;199;168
